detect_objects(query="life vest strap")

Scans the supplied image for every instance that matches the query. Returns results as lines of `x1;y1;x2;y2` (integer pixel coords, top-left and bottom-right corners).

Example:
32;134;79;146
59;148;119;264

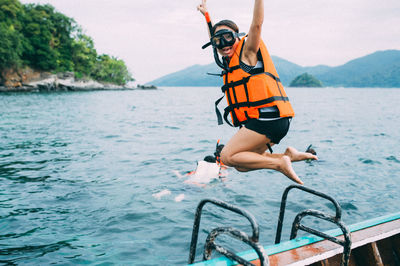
227;65;241;73
215;94;235;127
223;107;235;127
225;96;289;111
222;96;289;126
215;95;225;125
221;71;281;93
221;76;251;93
263;72;281;82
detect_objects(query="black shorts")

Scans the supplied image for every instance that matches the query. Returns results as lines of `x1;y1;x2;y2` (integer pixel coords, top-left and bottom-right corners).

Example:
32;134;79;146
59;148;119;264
244;117;291;144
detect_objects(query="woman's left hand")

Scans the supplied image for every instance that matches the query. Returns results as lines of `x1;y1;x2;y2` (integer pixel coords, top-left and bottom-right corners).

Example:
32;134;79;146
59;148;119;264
197;0;208;15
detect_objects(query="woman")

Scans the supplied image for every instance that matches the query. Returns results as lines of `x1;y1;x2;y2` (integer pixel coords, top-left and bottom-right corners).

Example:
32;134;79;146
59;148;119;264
197;0;317;185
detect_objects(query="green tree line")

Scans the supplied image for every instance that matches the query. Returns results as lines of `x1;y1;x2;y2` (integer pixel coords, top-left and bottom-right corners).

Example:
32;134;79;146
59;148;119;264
0;0;133;85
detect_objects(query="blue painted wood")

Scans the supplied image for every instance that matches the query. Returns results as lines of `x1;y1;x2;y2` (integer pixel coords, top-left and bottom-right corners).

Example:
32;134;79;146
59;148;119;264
188;212;400;266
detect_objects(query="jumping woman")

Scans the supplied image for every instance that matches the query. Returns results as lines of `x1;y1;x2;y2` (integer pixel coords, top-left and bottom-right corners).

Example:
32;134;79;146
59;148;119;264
197;0;318;185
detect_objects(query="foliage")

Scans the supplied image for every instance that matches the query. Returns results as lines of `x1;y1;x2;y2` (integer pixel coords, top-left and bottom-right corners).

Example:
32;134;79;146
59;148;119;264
0;0;23;69
71;29;97;77
91;55;134;85
0;23;23;69
289;72;323;87
0;0;133;85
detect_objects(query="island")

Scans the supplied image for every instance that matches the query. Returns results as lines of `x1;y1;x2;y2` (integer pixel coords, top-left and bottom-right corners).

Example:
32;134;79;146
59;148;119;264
289;73;323;87
0;0;134;92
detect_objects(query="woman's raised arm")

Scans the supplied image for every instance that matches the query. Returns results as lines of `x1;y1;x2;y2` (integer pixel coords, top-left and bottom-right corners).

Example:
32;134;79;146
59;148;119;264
242;0;264;65
197;0;213;38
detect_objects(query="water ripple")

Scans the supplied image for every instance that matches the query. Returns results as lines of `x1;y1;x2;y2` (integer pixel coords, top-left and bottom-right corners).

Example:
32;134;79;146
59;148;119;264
0;228;42;240
1;208;44;219
358;158;382;165
0;239;75;257
386;155;400;163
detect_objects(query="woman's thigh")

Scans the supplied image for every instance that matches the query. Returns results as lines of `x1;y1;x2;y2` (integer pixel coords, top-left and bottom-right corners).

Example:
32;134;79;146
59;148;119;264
221;127;272;158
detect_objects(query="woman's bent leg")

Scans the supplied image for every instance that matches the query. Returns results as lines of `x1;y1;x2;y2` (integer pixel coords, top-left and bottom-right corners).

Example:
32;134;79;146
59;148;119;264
221;127;303;184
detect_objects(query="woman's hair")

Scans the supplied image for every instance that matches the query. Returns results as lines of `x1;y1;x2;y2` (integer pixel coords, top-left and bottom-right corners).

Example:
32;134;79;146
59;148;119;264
203;155;216;163
212;20;239;34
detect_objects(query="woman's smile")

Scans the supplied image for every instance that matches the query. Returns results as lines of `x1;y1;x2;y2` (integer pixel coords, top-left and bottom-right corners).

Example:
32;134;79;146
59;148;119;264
220;46;233;57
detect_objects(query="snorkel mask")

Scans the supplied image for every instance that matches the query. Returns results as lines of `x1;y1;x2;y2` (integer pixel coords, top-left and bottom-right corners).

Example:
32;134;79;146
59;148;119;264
202;29;244;49
202;29;245;72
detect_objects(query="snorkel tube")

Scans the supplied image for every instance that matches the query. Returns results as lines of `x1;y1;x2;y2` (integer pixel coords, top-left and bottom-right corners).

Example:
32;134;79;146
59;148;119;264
201;41;230;73
214;47;229;72
202;15;230;73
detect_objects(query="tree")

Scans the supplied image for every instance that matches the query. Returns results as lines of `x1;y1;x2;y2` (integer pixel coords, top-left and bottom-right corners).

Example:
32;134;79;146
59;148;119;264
91;54;134;85
71;30;97;77
0;0;23;70
21;4;57;70
0;23;23;69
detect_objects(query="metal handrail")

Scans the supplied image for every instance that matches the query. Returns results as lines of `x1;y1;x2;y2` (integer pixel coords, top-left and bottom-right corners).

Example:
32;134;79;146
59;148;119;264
274;185;351;266
188;198;262;264
275;184;342;244
290;209;351;265
203;227;269;266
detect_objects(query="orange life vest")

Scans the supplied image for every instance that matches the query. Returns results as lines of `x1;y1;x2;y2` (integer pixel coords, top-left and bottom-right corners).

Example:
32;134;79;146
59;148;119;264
216;37;295;127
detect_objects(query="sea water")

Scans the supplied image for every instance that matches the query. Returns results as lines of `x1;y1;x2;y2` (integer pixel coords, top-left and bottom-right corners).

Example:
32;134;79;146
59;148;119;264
1;87;400;265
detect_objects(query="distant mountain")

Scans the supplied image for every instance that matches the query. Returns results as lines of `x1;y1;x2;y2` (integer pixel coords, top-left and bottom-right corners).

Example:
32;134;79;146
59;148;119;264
148;64;223;87
148;50;400;88
314;50;400;87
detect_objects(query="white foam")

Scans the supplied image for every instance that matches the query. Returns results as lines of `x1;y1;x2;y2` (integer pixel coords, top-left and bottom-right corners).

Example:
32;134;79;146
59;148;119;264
152;189;171;200
172;170;184;179
174;194;185;202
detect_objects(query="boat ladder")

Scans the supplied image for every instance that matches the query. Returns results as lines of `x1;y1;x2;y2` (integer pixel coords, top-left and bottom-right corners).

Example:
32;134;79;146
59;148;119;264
188;198;269;266
275;184;352;265
188;185;352;266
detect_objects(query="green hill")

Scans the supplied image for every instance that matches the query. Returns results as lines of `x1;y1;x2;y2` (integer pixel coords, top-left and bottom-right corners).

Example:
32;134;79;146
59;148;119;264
289;73;323;87
149;50;400;88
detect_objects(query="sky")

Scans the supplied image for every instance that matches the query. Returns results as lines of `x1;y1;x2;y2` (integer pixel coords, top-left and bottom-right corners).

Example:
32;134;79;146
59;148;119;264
20;0;400;84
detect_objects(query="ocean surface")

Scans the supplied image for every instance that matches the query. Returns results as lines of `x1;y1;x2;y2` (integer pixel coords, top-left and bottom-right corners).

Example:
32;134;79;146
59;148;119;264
1;87;400;265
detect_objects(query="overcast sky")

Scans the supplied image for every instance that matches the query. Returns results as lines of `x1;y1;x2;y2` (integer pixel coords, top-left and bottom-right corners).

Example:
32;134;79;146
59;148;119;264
20;0;400;83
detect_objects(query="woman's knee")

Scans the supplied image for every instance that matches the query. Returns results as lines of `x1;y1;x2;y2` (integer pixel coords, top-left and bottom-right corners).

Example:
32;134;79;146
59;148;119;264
220;147;234;166
221;149;252;172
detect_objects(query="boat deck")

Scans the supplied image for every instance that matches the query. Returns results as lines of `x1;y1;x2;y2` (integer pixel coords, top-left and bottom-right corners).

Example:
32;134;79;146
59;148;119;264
189;212;400;266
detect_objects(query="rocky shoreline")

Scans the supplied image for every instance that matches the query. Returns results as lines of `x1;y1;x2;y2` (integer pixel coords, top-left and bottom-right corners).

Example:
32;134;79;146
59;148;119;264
0;68;140;92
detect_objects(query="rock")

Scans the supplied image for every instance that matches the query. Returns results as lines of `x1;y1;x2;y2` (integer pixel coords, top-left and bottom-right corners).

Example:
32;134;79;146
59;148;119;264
20;67;42;83
57;72;74;79
0;67;134;92
1;68;22;88
136;84;157;90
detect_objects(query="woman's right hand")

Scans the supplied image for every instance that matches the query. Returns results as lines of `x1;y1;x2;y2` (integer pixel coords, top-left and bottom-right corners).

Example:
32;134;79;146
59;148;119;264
197;0;208;15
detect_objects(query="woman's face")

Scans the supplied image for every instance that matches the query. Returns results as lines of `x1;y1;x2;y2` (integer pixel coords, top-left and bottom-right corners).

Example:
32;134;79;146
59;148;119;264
214;25;239;58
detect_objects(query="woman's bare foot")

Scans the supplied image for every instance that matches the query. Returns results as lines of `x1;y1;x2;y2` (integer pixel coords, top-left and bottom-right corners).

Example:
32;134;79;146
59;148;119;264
285;147;318;162
278;155;304;185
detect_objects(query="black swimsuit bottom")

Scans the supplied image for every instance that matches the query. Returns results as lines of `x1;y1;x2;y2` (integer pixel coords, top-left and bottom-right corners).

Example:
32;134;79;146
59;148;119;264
244;117;291;144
